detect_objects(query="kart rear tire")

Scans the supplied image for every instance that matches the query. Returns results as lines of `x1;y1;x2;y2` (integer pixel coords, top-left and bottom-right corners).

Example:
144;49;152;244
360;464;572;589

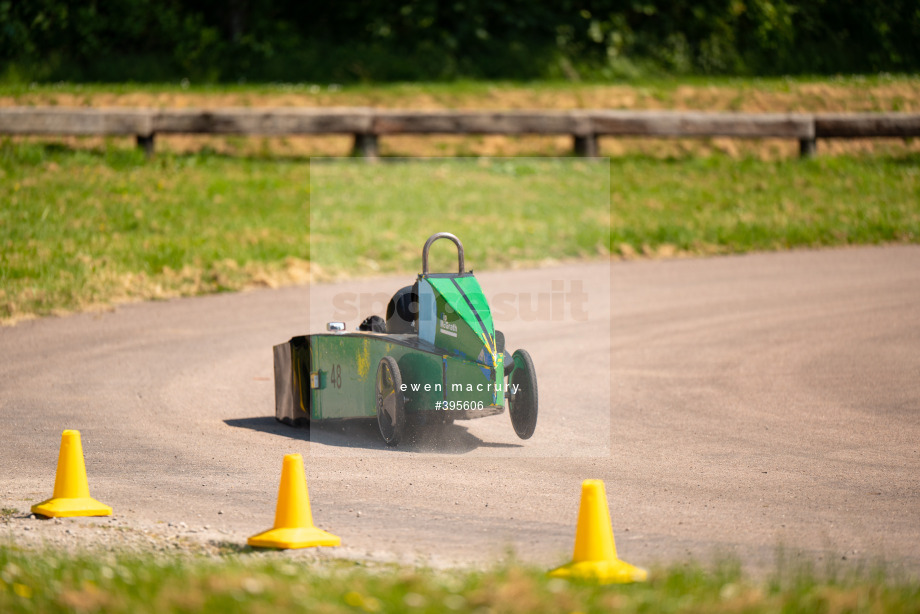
376;356;406;446
508;349;538;440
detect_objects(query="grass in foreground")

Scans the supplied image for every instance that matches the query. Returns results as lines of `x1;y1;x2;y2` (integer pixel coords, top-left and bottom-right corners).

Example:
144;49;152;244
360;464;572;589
2;142;919;324
1;545;918;614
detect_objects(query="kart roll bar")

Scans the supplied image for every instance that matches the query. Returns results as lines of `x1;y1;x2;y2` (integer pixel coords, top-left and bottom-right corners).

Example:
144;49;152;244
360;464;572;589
422;232;465;275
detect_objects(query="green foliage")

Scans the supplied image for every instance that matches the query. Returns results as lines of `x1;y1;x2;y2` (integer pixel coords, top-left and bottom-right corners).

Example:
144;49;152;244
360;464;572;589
2;1;919;83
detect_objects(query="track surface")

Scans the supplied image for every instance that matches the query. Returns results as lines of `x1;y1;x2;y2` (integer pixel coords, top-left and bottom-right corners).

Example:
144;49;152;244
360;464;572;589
2;246;919;573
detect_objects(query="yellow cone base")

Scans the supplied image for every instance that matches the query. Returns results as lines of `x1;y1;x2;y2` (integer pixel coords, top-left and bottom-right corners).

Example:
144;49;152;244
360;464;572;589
248;526;341;550
549;558;648;584
31;497;112;518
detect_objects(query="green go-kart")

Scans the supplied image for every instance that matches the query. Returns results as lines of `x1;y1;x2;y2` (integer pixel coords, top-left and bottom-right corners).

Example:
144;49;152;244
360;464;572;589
273;232;538;446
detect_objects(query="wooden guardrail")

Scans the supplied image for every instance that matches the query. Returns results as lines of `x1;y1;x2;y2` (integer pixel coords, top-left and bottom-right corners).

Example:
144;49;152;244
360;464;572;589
1;107;918;158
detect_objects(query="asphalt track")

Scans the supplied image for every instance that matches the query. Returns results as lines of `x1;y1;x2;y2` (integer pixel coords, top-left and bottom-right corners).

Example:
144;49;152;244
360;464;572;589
2;245;919;574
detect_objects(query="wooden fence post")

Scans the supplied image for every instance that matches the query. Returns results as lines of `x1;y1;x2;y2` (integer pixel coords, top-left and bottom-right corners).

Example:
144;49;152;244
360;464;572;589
799;137;816;158
573;134;598;157
352;133;379;159
136;134;156;158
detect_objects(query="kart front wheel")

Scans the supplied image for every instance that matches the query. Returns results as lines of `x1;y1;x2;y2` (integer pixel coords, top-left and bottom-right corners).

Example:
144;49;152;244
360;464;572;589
508;349;538;439
376;356;406;446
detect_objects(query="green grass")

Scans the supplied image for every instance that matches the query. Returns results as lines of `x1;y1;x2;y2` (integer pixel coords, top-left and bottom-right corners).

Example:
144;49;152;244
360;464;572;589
309;159;610;277
2;142;919;323
1;545;917;613
608;154;920;255
1;73;917;95
310;155;920;279
0;141;310;322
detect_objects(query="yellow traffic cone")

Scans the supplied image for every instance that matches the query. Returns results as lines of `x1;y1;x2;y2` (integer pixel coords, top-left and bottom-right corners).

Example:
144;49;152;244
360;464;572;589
31;430;112;518
247;453;340;549
548;479;646;584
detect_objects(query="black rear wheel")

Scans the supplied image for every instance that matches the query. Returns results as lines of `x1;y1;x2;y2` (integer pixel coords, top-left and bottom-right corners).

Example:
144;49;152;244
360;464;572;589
376;356;406;446
508;349;538;439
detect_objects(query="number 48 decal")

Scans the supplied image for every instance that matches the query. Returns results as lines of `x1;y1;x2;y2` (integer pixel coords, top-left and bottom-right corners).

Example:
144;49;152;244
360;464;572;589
329;364;342;388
